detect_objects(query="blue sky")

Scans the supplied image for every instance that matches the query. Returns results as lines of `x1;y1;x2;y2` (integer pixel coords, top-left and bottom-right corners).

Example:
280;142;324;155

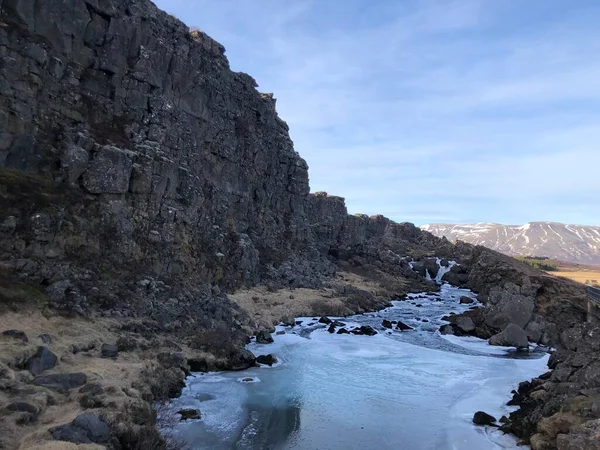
154;0;600;226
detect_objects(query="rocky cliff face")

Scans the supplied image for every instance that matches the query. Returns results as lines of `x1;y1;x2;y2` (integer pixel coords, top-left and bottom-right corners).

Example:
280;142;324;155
1;0;313;296
0;0;440;322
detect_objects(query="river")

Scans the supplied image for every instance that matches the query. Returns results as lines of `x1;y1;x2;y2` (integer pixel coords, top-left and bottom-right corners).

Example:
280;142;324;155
168;284;549;449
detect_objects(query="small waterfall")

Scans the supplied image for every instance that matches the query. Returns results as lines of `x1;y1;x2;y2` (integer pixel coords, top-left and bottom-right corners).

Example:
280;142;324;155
435;258;456;284
425;270;432;281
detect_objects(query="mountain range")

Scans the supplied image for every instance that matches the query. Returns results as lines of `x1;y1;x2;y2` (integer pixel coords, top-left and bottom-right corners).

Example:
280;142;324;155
421;222;600;265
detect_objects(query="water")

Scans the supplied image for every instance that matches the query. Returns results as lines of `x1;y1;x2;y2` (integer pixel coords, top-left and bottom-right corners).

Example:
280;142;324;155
169;285;549;449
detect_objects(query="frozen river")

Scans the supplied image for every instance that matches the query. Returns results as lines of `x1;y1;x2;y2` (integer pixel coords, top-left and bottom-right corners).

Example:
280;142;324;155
169;284;549;449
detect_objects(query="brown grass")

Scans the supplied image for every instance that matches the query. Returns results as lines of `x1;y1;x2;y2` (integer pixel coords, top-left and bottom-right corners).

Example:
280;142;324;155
547;264;600;285
229;271;401;328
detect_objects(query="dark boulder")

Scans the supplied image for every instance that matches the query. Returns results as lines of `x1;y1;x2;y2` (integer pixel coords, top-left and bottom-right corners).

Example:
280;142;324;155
327;324;336;333
318;316;332;325
439;324;455;335
224;349;256;371
3;330;28;342
350;326;377;336
473;411;498;426
25;346;57;375
382;320;393;329
332;320;346;327
337;328;349;334
100;343;119;358
178;409;201;421
396;321;413;332
489;324;529;349
460;296;474;304
34;372;87;391
50;412;112;444
276;330;285;335
256;354;278;366
256;330;274;344
6;402;39;415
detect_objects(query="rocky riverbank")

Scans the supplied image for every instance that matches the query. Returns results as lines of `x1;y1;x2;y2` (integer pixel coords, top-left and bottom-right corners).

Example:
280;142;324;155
0;0;597;448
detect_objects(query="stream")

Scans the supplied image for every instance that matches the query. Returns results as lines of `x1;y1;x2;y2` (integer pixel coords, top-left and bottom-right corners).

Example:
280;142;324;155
168;283;549;449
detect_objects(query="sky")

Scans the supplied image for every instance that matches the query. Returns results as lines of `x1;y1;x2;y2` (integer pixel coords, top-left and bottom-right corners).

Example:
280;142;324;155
154;0;600;226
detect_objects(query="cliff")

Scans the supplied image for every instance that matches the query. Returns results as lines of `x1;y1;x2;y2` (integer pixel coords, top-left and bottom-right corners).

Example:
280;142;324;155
0;1;596;449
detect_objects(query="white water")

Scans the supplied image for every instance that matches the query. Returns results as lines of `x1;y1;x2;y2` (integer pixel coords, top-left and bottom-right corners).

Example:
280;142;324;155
169;284;549;450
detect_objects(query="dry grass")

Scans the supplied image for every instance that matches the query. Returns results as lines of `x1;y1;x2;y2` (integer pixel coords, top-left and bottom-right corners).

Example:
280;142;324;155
547;263;600;285
0;309;196;450
229;271;400;328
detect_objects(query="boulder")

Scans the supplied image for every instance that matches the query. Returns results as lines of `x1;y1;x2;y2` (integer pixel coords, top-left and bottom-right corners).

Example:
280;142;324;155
50;412;112;444
177;409;201;421
34;372;87;391
256;330;274;344
439;324;454;335
25;346;57;375
256;354;277;366
484;285;535;330
337;328;349;334
224;349;256;371
2;330;28;341
489;324;529;349
276;330;285;335
350;326;377;336
318;316;332;325
456;317;475;333
459;296;474;304
473;411;498;426
100;343;119;358
327;324;336;333
382;320;393;329
396;321;413;332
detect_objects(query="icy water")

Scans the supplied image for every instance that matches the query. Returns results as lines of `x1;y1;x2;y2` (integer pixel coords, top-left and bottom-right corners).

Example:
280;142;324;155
169;284;549;450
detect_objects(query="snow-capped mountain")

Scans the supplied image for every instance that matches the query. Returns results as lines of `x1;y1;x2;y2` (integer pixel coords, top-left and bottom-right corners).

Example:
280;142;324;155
420;222;600;264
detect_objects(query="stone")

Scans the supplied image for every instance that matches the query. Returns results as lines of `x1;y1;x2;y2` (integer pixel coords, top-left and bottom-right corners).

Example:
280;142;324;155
224;349;256;371
276;330;285;335
337;328;349;334
396;321;413;332
484;286;535;331
2;329;28;341
473;411;498;426
25;346;57;375
256;354;277;366
178;409;201;421
256;330;274;344
350;326;377;336
50;412;112;444
318;316;332;325
6;402;39;415
327;323;336;333
456;317;475;333
382;320;393;329
34;372;87;391
459;296;474;304
100;343;119;358
489;324;529;349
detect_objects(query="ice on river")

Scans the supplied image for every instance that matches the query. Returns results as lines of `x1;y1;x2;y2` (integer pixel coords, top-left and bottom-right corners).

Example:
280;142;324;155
169;285;549;450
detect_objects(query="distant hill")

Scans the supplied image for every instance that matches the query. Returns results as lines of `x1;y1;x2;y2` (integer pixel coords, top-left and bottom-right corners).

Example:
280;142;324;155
421;222;600;265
